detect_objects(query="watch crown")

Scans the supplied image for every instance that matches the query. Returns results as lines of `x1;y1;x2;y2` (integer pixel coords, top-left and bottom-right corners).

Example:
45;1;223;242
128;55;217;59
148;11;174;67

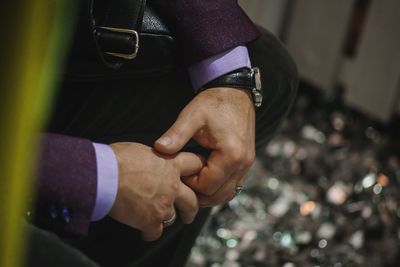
253;67;262;90
252;67;263;108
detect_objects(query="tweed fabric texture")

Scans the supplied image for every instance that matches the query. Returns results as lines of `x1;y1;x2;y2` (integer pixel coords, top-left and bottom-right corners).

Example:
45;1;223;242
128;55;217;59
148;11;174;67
37;134;97;235
151;0;260;63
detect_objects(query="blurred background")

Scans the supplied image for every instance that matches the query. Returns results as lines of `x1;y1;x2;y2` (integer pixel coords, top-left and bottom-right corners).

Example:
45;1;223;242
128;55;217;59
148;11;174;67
187;1;400;266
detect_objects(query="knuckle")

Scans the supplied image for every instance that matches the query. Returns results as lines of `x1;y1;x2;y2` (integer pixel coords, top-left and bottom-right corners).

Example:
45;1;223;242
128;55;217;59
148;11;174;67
224;138;241;153
230;149;245;165
225;140;246;165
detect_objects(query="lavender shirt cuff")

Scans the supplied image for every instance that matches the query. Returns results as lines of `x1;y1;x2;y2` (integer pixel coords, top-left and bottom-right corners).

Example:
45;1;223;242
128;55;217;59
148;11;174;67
188;45;252;90
91;143;119;221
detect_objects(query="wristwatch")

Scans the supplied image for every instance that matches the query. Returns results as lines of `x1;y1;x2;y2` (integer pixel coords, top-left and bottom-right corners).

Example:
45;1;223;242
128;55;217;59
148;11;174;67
200;67;263;108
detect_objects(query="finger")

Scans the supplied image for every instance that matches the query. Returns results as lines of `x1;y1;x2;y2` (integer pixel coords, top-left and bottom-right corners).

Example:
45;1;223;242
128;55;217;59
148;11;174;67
184;149;238;195
175;182;199;224
155;109;203;154
174;152;205;176
142;224;163;242
197;175;239;207
197;171;246;207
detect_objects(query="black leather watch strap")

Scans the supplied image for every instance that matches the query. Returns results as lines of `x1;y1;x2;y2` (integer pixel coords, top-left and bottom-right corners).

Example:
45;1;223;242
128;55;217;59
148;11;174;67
202;68;255;90
201;67;263;108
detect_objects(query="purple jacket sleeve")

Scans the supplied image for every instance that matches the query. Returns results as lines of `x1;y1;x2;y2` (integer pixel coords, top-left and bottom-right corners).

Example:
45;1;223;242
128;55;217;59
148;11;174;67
151;0;260;63
35;133;97;236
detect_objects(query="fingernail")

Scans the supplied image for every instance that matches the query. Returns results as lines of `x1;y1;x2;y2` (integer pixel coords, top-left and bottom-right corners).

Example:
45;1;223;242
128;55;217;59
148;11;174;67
157;136;172;146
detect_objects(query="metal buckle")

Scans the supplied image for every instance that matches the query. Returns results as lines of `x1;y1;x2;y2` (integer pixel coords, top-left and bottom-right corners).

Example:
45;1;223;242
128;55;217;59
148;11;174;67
97;26;139;60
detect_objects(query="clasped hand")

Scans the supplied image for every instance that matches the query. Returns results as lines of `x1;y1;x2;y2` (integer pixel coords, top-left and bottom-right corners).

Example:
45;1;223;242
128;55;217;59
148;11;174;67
109;142;204;241
109;87;255;241
155;87;255;206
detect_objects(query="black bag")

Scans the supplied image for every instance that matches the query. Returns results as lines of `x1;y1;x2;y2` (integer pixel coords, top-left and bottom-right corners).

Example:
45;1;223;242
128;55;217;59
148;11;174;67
64;0;179;81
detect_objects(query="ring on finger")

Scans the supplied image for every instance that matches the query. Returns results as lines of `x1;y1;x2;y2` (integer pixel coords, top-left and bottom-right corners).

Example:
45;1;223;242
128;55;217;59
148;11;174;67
233;185;244;195
162;212;176;227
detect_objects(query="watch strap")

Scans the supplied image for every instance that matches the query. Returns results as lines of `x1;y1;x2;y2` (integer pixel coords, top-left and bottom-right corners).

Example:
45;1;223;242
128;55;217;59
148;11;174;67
201;68;255;90
200;67;263;108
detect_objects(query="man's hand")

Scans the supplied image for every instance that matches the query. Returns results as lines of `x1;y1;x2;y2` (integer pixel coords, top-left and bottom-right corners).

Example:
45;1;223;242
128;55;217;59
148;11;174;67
108;142;204;241
155;87;256;207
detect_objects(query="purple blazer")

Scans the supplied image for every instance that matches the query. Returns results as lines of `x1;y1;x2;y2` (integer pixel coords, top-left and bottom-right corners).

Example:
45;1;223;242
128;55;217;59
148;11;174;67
35;0;259;236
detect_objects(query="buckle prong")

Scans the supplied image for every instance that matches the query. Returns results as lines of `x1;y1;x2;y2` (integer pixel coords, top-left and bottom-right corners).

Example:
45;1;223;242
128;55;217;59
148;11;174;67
97;26;139;60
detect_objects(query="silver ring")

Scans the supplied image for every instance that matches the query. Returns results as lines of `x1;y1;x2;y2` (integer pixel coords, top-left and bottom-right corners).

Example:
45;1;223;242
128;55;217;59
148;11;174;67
162;213;176;227
233;185;244;195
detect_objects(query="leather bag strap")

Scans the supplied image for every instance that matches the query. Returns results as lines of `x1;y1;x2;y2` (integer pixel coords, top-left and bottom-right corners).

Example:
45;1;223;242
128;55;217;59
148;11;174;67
92;0;146;66
64;0;178;80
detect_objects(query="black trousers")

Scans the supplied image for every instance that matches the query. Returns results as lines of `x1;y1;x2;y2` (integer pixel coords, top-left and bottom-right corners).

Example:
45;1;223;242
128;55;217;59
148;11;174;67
27;27;298;267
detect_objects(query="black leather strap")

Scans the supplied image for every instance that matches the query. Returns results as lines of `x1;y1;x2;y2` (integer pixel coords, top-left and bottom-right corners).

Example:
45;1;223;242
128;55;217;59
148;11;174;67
201;67;263;108
64;0;178;80
92;0;146;67
201;68;255;90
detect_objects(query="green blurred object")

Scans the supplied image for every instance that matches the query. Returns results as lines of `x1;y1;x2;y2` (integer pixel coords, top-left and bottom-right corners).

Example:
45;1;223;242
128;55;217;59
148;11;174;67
0;1;76;266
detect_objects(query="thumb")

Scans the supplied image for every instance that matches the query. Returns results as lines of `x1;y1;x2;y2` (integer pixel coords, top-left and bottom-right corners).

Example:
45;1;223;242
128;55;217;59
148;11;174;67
155;110;201;154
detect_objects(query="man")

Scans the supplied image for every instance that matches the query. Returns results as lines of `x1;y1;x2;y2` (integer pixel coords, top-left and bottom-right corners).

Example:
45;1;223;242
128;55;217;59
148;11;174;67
29;0;298;266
